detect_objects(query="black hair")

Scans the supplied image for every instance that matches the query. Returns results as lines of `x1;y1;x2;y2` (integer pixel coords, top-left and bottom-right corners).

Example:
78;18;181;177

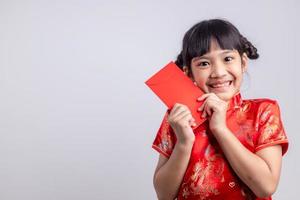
175;19;259;70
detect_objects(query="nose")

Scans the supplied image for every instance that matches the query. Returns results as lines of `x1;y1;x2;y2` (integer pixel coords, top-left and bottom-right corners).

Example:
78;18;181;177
210;63;227;78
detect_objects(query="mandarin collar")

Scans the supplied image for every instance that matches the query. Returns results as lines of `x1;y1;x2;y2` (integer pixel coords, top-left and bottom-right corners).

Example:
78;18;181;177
228;92;243;111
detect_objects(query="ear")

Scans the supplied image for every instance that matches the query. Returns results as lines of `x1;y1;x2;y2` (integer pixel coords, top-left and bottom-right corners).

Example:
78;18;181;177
183;66;195;81
183;66;189;75
182;66;193;78
241;53;248;73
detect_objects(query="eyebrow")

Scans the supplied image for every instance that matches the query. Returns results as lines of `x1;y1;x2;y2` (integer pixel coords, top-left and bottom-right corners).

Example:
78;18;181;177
193;50;235;61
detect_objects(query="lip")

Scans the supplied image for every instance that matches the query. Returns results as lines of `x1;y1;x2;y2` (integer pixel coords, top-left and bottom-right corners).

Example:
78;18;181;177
207;80;233;92
207;80;232;87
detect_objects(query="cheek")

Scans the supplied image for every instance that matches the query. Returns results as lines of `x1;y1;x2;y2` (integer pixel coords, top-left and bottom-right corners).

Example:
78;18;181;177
232;71;244;89
193;73;209;89
235;71;244;82
230;65;244;80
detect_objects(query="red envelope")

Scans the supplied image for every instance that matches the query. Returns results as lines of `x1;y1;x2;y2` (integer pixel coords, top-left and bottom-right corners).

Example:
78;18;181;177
145;61;206;129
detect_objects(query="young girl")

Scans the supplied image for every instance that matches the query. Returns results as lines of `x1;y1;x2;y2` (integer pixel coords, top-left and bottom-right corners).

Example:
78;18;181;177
152;19;288;200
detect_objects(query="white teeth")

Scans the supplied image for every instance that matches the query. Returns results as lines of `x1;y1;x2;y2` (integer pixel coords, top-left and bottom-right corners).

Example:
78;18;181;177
211;81;231;88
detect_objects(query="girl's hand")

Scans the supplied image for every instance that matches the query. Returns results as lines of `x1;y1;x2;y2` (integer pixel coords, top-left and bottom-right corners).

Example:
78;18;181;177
197;93;229;134
168;103;196;145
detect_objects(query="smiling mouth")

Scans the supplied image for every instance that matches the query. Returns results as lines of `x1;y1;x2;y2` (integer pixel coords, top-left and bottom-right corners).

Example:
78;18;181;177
208;81;232;88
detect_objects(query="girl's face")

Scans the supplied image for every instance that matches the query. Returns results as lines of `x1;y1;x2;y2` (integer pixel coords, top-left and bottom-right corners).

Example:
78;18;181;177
184;39;248;102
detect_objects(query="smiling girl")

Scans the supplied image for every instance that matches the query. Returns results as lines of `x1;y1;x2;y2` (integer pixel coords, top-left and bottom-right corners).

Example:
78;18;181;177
152;19;288;200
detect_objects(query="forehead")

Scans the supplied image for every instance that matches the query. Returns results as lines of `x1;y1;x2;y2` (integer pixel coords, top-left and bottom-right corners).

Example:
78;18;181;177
194;39;236;59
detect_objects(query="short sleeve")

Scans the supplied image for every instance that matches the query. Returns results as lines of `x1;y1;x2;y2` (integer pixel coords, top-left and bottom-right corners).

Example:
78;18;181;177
152;111;177;158
255;101;289;155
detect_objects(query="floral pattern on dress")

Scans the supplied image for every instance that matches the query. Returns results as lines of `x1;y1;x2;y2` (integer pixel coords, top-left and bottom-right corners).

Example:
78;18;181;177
181;148;225;200
256;101;288;154
152;112;175;157
152;93;288;199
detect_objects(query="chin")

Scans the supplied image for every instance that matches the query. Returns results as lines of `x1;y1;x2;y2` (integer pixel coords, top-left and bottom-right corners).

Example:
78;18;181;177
213;91;236;102
201;86;239;102
215;93;231;101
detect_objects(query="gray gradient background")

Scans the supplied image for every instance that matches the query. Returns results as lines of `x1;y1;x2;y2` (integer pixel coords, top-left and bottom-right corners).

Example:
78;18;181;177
0;0;299;199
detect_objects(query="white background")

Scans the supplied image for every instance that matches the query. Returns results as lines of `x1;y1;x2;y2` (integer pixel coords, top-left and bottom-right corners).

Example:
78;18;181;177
0;0;299;199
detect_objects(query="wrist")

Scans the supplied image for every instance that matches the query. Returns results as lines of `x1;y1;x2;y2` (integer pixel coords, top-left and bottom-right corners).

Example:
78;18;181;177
174;127;195;144
177;138;195;146
175;140;194;152
211;125;229;136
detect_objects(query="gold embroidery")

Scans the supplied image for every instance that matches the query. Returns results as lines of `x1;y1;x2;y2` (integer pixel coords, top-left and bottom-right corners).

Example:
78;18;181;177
236;102;251;124
259;109;271;124
259;115;280;144
258;104;287;147
235;120;255;148
242;102;251;112
181;153;225;199
158;115;174;154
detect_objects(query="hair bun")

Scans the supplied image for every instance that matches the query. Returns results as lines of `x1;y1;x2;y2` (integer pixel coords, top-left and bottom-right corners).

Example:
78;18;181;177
240;35;259;59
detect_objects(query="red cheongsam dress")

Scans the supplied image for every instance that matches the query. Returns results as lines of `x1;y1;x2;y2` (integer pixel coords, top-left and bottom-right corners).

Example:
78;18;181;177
152;92;288;200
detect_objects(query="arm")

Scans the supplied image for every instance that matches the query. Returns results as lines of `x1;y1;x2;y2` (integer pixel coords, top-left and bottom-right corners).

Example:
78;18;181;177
152;103;196;199
198;93;284;198
153;140;193;200
213;127;282;198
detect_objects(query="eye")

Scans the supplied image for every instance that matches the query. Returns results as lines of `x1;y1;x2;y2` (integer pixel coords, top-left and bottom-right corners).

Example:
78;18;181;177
224;56;234;62
197;61;210;67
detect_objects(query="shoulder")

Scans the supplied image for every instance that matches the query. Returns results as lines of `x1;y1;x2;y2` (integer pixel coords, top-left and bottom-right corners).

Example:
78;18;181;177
241;98;283;123
243;98;280;111
239;97;283;119
244;97;278;106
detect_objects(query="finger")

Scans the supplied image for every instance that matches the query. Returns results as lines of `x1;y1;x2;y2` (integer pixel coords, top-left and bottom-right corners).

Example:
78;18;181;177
174;107;192;119
188;117;195;122
199;101;206;118
201;99;213;118
198;94;214;112
207;107;212;116
170;103;184;116
204;99;219;116
198;101;206;112
197;101;206;119
193;122;197;127
201;110;207;118
198;95;211;112
175;110;192;121
188;117;197;127
210;92;220;99
173;106;190;119
197;93;210;101
203;100;212;116
181;113;196;126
